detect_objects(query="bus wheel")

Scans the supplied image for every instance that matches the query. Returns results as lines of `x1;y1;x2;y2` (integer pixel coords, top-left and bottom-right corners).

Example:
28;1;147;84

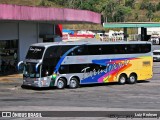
69;77;79;89
128;74;137;84
56;78;66;89
118;74;127;85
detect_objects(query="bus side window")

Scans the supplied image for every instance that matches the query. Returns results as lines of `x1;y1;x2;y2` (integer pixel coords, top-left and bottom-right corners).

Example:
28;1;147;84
101;45;115;54
59;65;69;74
59;45;75;57
74;46;88;56
115;44;126;54
140;44;151;53
128;44;139;53
70;51;75;56
88;45;102;55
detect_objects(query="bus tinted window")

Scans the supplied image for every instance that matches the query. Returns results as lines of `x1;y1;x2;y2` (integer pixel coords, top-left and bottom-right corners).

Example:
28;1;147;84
26;46;45;59
59;65;69;74
139;44;151;53
101;44;128;54
69;64;89;73
59;64;89;74
60;45;75;56
101;44;151;55
88;45;102;55
128;44;151;53
43;45;75;65
43;46;60;66
44;46;74;58
59;64;105;74
69;45;88;56
127;44;140;53
101;45;115;54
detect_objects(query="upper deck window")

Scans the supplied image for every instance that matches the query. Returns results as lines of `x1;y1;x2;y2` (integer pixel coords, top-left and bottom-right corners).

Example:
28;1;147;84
26;46;45;59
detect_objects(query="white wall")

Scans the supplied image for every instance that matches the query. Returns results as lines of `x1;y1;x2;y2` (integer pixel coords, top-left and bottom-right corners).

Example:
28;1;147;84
138;27;160;35
19;22;38;61
0;22;18;40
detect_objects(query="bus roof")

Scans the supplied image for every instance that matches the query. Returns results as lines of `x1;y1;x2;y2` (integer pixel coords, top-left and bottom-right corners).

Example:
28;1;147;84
31;40;151;48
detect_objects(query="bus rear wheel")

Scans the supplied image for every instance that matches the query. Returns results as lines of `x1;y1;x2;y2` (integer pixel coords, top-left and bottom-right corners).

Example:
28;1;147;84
128;74;137;84
56;78;66;89
69;77;79;89
118;74;127;85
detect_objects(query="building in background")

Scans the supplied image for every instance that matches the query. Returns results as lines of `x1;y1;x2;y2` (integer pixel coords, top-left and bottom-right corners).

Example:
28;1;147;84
0;4;100;75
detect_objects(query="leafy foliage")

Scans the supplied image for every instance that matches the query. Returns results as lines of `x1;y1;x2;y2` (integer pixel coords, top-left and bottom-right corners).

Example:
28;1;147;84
125;0;135;8
114;6;132;22
157;2;160;11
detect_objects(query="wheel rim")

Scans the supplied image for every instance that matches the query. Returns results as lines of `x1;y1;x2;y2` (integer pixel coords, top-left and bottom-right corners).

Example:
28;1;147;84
57;80;64;88
70;79;77;88
130;76;136;83
120;76;126;84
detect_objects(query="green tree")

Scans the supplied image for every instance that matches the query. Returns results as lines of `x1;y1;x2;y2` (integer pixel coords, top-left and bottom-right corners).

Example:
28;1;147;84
147;3;156;12
101;0;117;22
80;0;99;12
125;0;135;8
140;0;149;10
146;10;154;22
134;12;138;21
156;2;160;11
114;6;132;22
140;0;156;12
48;0;65;6
40;0;54;6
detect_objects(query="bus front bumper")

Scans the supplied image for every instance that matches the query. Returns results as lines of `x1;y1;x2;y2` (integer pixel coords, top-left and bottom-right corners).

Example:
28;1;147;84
22;77;51;87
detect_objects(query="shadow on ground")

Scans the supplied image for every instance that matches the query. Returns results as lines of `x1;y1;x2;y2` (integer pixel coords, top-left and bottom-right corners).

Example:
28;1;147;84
21;80;150;91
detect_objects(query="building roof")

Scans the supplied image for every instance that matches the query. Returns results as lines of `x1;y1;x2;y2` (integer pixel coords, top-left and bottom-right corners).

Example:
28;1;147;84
103;22;160;28
0;4;101;24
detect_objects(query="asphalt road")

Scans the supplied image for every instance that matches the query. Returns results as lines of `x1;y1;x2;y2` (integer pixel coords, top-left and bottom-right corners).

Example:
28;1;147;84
0;44;160;120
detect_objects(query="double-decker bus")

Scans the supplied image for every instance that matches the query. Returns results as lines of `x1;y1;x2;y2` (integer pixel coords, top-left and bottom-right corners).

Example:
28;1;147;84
18;41;152;89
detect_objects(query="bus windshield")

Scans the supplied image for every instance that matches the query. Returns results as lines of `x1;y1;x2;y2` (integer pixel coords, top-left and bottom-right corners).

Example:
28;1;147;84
23;63;41;78
26;46;45;59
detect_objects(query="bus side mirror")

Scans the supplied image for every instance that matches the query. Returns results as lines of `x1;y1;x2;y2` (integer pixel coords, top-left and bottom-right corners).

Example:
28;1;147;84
17;61;24;72
35;62;42;72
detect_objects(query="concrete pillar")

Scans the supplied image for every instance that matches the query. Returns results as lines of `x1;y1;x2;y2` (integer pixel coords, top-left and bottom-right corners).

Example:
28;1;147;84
124;28;127;41
141;27;147;41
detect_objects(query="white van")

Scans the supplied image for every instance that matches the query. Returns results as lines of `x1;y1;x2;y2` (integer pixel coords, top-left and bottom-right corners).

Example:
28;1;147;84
153;50;160;62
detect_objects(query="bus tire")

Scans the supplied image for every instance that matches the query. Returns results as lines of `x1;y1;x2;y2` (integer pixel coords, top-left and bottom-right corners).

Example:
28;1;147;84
69;77;79;89
56;78;66;89
128;74;137;84
118;74;127;85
